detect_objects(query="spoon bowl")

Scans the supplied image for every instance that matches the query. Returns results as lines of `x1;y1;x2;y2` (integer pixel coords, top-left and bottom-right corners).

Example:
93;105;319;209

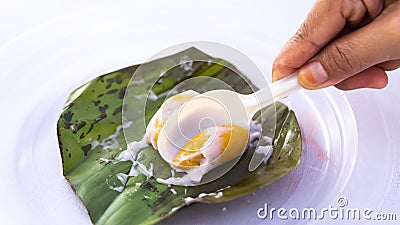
157;73;302;184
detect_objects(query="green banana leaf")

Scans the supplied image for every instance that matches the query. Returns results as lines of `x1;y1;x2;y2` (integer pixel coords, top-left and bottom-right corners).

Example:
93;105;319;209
57;48;302;225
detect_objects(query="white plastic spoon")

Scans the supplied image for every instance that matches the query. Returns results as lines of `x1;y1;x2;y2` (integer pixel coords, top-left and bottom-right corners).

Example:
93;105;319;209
157;73;302;183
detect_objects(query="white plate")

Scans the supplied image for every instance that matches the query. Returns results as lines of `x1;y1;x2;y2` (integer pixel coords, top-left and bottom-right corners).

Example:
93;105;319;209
1;1;399;225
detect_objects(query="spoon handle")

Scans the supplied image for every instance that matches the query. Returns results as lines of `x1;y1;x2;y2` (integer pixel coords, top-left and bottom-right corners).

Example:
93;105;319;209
269;72;302;102
251;72;302;111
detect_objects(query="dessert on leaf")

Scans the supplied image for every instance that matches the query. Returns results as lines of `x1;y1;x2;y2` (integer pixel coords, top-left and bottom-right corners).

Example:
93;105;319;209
57;47;302;225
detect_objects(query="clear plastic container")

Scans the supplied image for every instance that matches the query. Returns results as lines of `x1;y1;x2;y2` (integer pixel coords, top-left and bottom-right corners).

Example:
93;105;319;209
159;84;359;225
1;2;398;225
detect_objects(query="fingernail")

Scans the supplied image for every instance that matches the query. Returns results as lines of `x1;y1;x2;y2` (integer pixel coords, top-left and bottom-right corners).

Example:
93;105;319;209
299;61;328;87
272;71;280;82
271;66;282;82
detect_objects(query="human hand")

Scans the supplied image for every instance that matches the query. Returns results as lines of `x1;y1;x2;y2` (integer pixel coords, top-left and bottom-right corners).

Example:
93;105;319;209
272;0;400;90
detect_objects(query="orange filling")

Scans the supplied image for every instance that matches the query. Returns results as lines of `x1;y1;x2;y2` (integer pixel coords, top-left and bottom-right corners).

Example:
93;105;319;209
172;131;209;167
172;125;248;169
152;119;163;149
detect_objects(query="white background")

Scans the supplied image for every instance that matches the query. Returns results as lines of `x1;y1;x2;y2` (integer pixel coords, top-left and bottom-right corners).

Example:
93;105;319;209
0;1;399;225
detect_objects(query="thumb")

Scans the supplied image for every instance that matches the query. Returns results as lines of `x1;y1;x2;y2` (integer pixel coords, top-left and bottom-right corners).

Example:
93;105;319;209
297;12;399;89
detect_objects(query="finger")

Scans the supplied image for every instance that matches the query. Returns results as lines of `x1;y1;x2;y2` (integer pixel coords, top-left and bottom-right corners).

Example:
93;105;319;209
384;0;398;8
334;66;388;90
363;0;385;18
273;0;347;81
377;59;400;71
297;3;400;89
272;0;371;81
